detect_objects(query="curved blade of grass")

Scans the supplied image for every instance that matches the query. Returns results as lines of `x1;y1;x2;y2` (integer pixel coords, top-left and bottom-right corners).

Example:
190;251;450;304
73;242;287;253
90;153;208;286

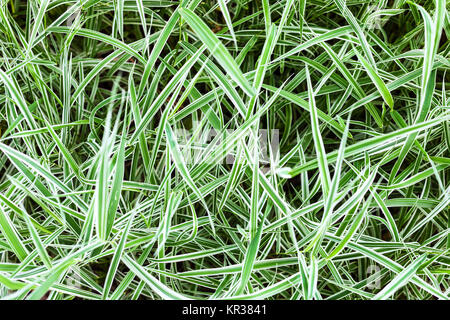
354;49;394;110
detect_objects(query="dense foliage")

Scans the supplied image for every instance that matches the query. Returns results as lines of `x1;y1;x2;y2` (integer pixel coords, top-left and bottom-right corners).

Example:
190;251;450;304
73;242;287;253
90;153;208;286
0;0;449;300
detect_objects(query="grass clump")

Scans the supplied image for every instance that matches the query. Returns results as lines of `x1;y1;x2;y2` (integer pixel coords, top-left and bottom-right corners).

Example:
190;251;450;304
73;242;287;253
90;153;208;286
0;0;449;300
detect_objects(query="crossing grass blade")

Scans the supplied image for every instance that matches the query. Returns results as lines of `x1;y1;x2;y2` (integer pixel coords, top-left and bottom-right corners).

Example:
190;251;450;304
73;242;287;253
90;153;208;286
102;212;135;300
373;254;428;300
179;7;256;97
